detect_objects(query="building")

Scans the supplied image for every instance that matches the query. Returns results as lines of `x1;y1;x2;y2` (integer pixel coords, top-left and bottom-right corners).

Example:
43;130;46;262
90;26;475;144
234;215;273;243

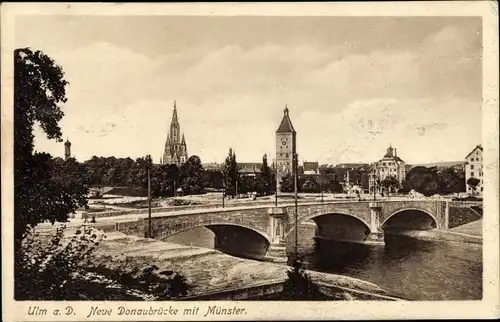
161;101;188;166
275;106;297;192
64;138;71;161
369;145;406;194
239;162;263;178
464;144;483;196
334;163;370;170
303;161;320;175
203;163;223;171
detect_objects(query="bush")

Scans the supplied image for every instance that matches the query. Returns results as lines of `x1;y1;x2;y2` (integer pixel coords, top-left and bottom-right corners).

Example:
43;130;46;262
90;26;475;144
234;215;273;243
281;260;329;300
15;225;190;300
15;224;104;300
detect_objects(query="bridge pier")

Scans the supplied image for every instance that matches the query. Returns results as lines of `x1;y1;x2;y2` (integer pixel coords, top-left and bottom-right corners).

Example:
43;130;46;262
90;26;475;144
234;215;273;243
265;207;289;263
368;202;385;245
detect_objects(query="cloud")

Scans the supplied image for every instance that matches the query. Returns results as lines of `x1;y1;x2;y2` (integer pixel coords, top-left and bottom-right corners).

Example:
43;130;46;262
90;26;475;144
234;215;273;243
293;97;481;164
29;22;482;165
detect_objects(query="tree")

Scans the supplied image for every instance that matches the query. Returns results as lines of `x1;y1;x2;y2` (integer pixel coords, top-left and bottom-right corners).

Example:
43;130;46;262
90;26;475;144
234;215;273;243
203;169;224;189
16;224;103;300
280;174;295;193
323;174;343;193
18;224;191;300
301;177;320;193
179;155;205;195
437;167;466;194
13;48;190;300
14;48;90;241
222;148;240;197
381;175;399;195
402;166;440;196
258;154;273;195
466;177;480;195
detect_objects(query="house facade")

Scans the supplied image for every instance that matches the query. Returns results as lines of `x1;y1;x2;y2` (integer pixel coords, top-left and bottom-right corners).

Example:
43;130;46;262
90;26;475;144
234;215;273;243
464;144;483;196
369;145;406;194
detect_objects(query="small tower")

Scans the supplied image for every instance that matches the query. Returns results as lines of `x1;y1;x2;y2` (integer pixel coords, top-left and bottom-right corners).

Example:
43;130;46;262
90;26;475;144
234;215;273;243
64;138;71;161
275;105;297;192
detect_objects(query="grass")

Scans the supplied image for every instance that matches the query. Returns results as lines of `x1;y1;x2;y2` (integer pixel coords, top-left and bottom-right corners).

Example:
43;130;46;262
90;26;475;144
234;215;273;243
448;206;482;228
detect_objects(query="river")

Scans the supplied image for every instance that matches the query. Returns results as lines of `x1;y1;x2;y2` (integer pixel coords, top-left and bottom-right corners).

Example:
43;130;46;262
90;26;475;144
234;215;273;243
165;225;483;301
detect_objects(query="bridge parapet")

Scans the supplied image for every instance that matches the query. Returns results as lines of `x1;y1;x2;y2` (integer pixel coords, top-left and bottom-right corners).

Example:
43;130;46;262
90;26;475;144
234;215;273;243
449;201;483;208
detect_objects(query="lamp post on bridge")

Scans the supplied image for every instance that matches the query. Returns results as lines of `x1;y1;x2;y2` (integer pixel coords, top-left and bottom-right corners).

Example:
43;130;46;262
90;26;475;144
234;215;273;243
146;154;153;239
320;172;324;203
294;152;299;264
372;165;378;202
222;171;227;208
275;160;278;207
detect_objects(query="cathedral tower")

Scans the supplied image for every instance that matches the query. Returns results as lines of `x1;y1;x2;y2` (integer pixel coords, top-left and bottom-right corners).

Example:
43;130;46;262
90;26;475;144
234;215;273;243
162;101;188;166
275;106;297;192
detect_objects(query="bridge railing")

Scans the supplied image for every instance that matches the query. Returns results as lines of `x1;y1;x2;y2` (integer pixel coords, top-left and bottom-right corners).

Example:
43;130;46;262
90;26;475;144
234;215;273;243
83;198;458;220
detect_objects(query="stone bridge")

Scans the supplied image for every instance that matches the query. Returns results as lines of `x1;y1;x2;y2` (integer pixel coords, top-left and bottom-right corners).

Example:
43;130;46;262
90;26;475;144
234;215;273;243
114;199;481;263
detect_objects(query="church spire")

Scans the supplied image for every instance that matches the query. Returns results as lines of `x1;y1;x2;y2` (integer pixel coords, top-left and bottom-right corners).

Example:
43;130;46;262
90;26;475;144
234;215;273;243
171;100;178;125
181;133;186;145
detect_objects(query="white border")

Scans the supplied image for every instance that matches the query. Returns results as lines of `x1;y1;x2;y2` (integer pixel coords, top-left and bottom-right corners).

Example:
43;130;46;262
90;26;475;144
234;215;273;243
2;2;499;320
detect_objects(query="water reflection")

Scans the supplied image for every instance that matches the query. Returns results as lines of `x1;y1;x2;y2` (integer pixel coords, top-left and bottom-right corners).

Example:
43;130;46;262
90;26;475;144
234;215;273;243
164;225;482;301
289;233;482;300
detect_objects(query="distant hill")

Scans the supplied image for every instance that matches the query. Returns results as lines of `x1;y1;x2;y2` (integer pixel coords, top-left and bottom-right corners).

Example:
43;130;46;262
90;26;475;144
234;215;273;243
408;161;466;169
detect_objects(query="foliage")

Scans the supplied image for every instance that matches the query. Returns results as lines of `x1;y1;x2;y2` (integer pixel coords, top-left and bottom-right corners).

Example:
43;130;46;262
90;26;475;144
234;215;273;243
437;167;466;194
301;177;320;193
222;148;240;197
466;177;480;194
150;164;180;197
17;225;191;300
402;166;440;196
16;225;104;300
381;175;400;194
280;174;296;193
14;48;77;241
86;262;190;300
257;154;274;195
83;155;209;197
178;155;205;195
281;260;326;300
402;166;467;196
203;169;225;189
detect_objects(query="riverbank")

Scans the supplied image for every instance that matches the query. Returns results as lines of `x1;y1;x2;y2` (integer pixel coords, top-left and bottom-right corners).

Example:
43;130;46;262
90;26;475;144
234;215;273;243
88;231;398;300
385;220;482;245
450;219;482;236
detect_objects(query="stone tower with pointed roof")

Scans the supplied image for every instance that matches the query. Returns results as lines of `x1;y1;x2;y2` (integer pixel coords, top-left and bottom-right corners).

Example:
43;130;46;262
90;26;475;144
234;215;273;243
275;106;297;192
161;101;188;166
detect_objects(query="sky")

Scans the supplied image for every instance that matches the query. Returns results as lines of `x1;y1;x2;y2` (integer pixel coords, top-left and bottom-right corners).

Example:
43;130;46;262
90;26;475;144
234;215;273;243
15;16;482;165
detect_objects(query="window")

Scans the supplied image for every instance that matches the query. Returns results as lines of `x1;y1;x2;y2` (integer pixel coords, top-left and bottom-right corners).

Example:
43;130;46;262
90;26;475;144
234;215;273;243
285;154;289;157
471;172;474;177
471;165;474;169
481;187;483;192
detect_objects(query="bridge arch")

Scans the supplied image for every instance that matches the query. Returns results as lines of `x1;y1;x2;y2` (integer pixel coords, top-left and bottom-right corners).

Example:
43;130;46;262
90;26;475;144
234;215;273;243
285;212;372;242
157;222;271;244
382;208;439;230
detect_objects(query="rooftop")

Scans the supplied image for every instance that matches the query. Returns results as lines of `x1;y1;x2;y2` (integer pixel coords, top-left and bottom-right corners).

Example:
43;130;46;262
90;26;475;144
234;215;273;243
276;107;296;134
